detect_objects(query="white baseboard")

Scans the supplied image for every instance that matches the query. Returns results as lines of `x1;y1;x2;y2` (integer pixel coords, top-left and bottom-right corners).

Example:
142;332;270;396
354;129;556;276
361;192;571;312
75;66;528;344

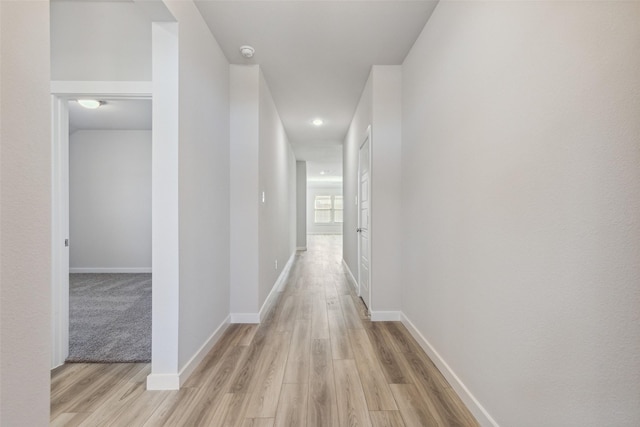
275;252;296;292
231;252;296;324
230;313;260;324
296;246;307;251
146;373;180;391
146;314;230;390
370;311;402;321
400;313;498;427
342;259;358;293
178;314;230;387
308;231;342;235
259;252;294;321
70;267;152;274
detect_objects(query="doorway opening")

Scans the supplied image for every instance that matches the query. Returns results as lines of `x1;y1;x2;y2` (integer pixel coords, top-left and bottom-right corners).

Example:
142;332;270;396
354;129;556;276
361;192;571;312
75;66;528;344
306;160;344;258
66;98;152;363
51;89;154;368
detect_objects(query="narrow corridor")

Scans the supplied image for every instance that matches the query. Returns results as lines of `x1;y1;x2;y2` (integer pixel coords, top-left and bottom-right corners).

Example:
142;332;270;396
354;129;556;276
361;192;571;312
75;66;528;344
51;235;478;426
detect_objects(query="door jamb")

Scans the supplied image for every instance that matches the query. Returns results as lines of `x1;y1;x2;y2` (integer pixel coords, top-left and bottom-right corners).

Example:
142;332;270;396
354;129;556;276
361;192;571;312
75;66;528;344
357;125;372;313
50;81;153;368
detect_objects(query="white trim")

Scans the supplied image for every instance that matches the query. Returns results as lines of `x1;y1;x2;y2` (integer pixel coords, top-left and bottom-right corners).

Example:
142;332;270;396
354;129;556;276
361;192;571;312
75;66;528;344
147;315;231;390
342;259;359;293
50;80;152;97
69;268;152;274
176;315;230;388
370;311;402;321
230;313;260;324
400;313;499;427
50;80;157;371
275;252;296;292
307;231;343;235
296;246;307;251
51;95;70;369
146;374;180;391
258;252;294;319
357;125;372;312
230;252;296;324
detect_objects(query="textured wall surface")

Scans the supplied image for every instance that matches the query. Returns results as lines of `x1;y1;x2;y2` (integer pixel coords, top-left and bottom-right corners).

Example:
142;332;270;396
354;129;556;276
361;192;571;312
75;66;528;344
258;71;297;308
70;130;152;271
0;1;51;425
401;1;640;425
51;1;152;81
163;0;232;370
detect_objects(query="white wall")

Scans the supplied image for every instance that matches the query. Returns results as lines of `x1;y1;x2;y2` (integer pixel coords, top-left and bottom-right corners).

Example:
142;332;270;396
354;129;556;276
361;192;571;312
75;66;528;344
51;0;152;81
0;1;51;425
370;66;402;314
69;130;151;272
162;0;231;371
401;2;640;426
150;19;180;387
343;67;403;314
230;65;297;319
343;74;372;277
296;161;307;249
230;65;260;316
307;185;343;235
258;71;297;308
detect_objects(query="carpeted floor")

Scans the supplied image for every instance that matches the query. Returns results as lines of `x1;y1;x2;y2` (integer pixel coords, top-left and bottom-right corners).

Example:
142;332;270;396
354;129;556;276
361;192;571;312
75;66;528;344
67;273;151;363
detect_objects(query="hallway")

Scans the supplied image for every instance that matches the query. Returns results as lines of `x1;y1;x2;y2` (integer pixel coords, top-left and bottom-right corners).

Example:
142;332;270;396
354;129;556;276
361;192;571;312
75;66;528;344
51;235;478;426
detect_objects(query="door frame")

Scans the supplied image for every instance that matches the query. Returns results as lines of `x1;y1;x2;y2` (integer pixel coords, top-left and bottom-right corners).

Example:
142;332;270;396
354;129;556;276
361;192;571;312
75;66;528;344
357;125;372;313
50;81;153;368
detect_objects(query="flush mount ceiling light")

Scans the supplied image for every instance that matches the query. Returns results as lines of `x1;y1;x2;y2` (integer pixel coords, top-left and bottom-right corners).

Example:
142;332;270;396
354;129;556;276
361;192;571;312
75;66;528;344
312;118;323;126
240;45;255;58
77;99;104;109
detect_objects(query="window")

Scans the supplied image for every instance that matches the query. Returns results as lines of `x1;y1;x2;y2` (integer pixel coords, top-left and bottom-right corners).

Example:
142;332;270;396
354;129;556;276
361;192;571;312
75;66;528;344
334;196;343;223
314;195;343;224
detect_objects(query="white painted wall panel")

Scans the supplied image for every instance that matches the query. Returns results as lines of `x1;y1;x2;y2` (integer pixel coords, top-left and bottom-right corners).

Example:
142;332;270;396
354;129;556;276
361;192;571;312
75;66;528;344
69;130;151;272
163;0;231;371
51;1;152;81
401;2;640;425
0;2;51;425
258;71;297;308
230;65;260;315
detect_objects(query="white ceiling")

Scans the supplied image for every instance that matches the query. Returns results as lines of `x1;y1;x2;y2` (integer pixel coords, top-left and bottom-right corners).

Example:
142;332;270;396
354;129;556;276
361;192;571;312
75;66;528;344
307;160;343;185
68;99;151;133
195;0;438;162
64;1;438;164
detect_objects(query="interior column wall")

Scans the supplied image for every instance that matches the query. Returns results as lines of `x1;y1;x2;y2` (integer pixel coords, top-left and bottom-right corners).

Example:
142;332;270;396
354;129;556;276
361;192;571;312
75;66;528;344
257;71;297;309
162;0;232;372
230;65;260;317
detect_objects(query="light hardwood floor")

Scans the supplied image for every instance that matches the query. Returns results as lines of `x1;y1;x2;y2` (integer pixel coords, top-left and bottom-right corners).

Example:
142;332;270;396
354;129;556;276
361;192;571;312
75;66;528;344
51;235;479;426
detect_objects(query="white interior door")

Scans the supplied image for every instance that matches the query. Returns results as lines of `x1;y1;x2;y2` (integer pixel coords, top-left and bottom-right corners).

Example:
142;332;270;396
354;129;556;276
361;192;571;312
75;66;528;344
51;96;70;368
358;129;371;311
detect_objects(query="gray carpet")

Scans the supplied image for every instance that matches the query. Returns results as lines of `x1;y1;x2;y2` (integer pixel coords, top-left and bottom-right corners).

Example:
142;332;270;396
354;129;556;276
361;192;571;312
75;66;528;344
67;273;151;363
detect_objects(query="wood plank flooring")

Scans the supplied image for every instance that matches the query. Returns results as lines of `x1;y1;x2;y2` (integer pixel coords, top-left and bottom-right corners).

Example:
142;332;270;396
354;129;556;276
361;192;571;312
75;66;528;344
51;235;479;426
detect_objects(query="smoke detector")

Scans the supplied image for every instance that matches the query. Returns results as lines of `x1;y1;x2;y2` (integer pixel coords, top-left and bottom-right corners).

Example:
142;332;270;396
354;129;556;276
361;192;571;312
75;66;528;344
240;45;255;58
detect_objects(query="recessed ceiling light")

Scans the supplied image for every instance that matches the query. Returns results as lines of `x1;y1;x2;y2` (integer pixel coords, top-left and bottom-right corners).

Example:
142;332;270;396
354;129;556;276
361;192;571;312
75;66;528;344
312;119;323;126
320;171;325;175
77;99;103;109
